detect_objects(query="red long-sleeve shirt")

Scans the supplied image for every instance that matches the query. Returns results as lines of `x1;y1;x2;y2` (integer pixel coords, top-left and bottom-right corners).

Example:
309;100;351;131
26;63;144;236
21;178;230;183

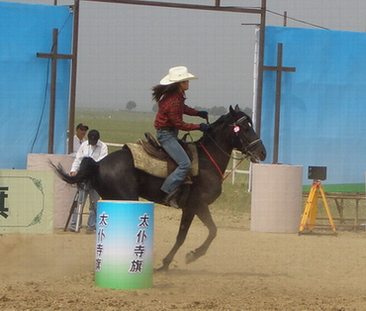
154;92;200;131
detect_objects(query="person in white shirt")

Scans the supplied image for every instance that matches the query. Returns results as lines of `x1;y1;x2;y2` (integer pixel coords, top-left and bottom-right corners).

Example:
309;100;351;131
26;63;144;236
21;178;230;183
72;123;89;155
69;129;108;234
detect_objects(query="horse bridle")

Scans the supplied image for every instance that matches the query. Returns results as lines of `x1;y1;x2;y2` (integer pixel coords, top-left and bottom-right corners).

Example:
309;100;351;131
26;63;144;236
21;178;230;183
202;114;262;161
232;115;263;157
198;114;262;180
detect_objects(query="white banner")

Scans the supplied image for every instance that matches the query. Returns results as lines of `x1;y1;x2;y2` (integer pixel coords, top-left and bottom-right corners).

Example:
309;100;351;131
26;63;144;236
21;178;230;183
0;170;54;234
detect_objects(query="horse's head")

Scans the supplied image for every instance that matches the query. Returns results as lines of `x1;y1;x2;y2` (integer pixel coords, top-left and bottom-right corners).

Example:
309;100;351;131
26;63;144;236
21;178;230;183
227;105;266;162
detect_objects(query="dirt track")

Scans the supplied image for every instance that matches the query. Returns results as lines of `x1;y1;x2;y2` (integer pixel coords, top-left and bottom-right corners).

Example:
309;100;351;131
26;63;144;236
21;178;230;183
1;206;366;311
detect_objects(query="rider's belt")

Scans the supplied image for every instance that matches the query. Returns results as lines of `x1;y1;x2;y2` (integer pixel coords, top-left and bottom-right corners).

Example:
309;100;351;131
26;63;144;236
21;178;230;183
158;127;175;131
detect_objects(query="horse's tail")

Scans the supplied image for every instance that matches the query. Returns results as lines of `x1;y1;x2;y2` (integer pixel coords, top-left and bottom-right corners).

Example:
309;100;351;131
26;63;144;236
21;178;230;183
49;157;99;184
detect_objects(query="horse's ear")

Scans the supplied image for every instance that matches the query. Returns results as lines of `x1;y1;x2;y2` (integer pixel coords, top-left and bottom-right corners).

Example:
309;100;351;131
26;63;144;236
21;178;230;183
229;105;235;115
234;104;241;112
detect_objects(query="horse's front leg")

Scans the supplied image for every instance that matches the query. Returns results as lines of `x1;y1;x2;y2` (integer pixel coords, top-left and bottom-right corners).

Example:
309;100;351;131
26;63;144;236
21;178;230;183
185;205;217;264
156;208;195;271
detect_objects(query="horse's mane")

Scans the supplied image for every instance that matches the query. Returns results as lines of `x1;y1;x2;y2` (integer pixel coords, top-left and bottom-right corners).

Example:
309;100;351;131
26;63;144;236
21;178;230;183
196;113;230;145
195;109;252;146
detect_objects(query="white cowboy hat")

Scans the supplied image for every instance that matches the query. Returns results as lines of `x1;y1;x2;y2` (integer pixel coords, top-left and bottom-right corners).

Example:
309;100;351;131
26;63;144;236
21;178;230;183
160;66;198;85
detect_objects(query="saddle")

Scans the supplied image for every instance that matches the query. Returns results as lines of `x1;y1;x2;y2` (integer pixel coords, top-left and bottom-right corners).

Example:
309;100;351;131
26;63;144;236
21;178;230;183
140;133;170;161
125;133;199;179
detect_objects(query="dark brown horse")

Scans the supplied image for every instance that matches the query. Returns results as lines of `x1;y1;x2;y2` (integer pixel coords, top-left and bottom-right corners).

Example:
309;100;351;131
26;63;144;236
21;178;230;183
53;105;266;270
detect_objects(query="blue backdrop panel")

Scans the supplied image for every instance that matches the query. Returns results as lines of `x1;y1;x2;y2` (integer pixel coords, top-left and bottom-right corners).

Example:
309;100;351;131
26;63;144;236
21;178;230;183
0;2;73;169
260;26;366;191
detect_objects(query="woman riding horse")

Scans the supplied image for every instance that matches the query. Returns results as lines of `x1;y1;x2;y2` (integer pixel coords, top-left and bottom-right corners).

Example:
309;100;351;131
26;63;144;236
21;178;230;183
53;105;266;271
152;66;208;209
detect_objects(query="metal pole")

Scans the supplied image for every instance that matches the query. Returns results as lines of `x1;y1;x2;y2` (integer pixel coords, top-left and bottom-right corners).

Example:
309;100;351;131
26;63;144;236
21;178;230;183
68;0;80;154
83;0;261;14
254;0;266;136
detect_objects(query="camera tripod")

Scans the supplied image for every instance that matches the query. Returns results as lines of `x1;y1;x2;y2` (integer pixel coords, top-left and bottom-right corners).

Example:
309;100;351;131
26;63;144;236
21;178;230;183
299;179;337;235
64;183;87;233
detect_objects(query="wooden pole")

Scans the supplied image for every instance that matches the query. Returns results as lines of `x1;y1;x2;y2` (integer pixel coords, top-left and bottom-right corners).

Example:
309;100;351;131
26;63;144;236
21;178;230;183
283;11;287;27
48;29;58;153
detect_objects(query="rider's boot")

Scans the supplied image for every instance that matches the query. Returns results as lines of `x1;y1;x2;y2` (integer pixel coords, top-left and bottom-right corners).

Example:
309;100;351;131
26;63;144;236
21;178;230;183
164;176;192;209
164;188;180;209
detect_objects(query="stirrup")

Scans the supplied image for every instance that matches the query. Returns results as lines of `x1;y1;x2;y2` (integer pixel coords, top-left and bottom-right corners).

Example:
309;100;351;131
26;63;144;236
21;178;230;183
182;176;193;185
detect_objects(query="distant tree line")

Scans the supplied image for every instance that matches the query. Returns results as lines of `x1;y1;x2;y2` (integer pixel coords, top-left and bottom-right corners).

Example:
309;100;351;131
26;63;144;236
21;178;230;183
194;106;253;117
152;104;252;117
131;101;253;117
193;106;227;116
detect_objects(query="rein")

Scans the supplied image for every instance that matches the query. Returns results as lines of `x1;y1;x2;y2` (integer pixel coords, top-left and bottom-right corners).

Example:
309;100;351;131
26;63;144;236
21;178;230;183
204;131;246;160
198;113;259;181
199;141;244;182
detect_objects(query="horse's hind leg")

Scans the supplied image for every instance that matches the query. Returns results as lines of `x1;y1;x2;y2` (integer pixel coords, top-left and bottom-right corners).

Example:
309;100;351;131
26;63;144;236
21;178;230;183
185;205;217;264
156;208;195;271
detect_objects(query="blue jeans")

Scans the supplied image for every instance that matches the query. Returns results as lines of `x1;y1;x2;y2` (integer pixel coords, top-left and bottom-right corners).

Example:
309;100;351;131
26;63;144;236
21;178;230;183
70;181;99;231
157;128;191;194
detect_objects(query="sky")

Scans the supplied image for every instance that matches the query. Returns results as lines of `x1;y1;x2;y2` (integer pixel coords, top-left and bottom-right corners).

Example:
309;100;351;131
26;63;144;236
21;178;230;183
6;0;366;111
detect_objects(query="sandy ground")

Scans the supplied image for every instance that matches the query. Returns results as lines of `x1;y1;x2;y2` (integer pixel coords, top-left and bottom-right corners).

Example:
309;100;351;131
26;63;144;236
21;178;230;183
1;205;366;311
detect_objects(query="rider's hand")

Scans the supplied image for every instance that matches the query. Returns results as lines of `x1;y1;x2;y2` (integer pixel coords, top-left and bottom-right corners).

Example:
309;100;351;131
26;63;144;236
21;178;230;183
197;111;208;119
70;172;76;176
199;123;208;132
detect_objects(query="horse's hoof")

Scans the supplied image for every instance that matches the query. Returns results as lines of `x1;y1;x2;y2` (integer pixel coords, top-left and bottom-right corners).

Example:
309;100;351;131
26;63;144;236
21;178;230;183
185;250;196;264
154;265;169;272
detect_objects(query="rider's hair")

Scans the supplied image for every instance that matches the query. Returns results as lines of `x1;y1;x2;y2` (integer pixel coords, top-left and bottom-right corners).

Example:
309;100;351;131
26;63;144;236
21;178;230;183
151;83;180;103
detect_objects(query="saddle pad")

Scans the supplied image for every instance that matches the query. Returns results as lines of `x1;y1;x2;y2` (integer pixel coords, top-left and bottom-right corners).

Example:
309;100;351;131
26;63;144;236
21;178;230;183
126;142;199;179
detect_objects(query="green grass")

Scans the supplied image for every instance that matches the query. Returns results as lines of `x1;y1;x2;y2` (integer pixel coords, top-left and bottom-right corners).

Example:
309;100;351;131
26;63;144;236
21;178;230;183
75;108;156;153
212;172;252;214
75;108;252;213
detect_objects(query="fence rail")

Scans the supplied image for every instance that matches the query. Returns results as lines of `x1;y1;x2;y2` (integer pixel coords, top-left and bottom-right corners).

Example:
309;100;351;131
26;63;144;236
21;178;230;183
225;150;250;185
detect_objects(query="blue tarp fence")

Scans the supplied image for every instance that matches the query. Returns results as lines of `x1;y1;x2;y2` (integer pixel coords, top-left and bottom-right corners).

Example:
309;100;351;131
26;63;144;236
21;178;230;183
0;1;73;169
260;26;366;191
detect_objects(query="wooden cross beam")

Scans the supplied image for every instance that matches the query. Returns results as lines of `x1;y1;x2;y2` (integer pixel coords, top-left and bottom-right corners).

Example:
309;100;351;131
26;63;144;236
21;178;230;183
263;43;296;164
37;28;73;154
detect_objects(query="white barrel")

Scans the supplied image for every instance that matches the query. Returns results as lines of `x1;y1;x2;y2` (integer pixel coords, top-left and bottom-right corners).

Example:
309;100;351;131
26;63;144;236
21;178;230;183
251;164;303;233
